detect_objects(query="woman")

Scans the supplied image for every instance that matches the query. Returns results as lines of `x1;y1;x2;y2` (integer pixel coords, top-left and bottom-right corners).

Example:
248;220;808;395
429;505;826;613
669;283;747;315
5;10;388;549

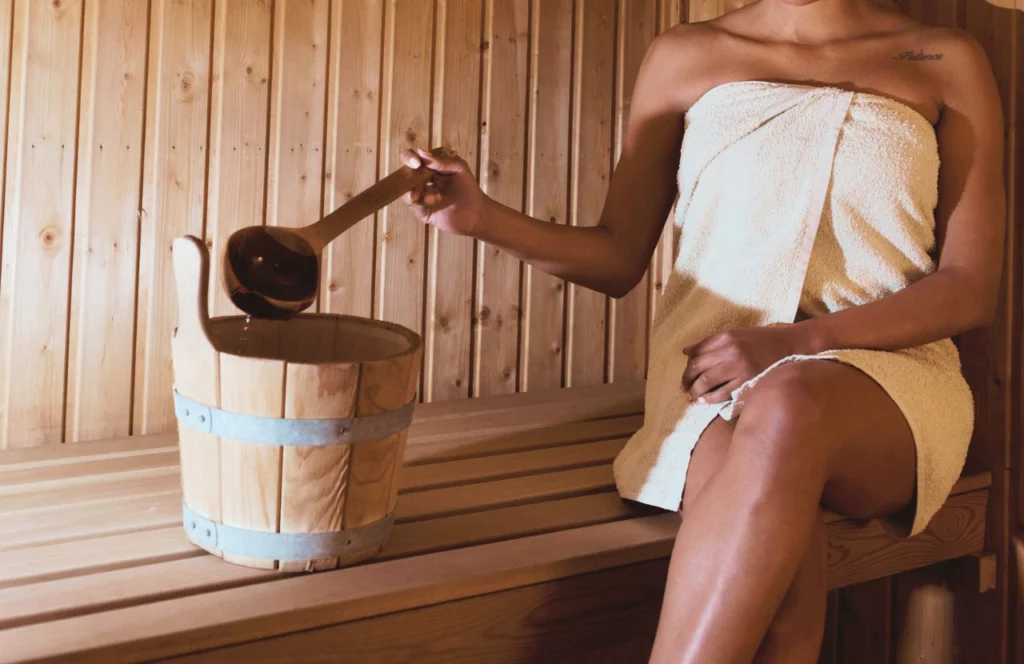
400;0;1005;661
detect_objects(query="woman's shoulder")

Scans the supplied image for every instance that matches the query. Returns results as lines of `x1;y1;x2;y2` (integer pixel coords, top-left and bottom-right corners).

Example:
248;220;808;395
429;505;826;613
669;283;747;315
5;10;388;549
640;23;732;112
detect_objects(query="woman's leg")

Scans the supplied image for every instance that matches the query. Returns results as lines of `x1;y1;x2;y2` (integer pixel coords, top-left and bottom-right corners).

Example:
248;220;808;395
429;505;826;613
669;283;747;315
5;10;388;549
670;415;828;663
648;359;916;664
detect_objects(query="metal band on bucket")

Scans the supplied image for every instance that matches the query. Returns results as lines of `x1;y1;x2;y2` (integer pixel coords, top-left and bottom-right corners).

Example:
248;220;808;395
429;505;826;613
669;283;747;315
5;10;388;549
182;504;394;561
173;388;415;446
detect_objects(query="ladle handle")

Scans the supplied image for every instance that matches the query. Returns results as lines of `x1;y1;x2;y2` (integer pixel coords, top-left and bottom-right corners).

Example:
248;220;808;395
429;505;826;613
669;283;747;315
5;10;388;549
302;165;433;251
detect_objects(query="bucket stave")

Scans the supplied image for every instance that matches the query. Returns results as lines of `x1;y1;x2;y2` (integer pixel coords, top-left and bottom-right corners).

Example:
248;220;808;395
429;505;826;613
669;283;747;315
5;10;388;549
170;236;421;571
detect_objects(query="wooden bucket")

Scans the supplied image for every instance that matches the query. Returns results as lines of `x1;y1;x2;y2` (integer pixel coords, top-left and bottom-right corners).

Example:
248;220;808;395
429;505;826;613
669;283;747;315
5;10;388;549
169;236;422;571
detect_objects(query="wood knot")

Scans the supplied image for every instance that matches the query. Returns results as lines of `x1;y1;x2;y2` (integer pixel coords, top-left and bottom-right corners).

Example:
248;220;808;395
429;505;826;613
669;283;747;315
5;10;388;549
328;282;339;293
488;160;500;179
437;316;449;329
501;368;512;381
39;227;59;248
405;128;417;143
245;65;254;76
177;70;197;101
477;307;491;324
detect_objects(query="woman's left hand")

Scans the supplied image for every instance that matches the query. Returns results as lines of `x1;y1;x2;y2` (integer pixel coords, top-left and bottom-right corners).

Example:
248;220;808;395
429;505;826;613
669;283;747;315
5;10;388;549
681;324;816;404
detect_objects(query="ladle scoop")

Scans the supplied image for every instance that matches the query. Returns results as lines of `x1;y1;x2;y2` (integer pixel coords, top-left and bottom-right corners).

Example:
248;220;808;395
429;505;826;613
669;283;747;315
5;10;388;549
224;164;431;319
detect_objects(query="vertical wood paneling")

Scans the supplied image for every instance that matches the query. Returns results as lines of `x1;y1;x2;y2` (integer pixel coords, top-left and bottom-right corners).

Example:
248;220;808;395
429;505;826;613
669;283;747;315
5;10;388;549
610;0;656;383
0;0;13;247
0;0;84;447
66;0;149;442
321;0;384;318
896;0;959;27
266;0;328;236
566;0;614;388
376;0;434;336
425;0;481;402
134;0;213;434
687;0;723;23
205;0;272;317
521;0;571;392
475;0;527;397
648;0;682;331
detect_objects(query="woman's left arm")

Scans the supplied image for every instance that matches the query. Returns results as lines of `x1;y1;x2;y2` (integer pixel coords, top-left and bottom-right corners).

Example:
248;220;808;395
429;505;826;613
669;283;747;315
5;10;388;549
793;32;1006;355
683;32;1006;404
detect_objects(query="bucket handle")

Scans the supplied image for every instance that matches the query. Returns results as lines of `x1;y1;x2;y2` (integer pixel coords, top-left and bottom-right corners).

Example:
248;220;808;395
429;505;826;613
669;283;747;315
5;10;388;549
172;235;215;351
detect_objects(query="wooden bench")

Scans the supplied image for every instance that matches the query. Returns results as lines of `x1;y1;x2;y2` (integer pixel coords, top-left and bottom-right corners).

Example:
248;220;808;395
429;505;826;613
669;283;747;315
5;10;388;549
0;382;991;663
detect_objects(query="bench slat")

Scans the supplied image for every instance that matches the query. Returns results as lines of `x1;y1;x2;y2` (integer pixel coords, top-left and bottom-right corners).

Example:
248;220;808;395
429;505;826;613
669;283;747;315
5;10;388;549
0;528;201;589
0;474;180;514
0;491;645;631
402;438;625;491
0;483;989;664
403;414;642;466
396;464;615;522
0;382;644;470
0;514;679;663
0;492;182;552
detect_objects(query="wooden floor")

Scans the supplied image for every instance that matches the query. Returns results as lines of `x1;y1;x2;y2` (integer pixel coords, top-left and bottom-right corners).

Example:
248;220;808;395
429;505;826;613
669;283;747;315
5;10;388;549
0;382;990;663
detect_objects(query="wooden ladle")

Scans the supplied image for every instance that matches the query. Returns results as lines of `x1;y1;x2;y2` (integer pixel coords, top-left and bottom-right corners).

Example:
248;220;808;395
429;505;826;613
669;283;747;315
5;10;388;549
224;165;431;319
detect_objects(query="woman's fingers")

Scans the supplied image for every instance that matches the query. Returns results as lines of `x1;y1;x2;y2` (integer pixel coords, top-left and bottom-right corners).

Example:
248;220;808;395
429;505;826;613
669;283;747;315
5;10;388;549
400;149;422;170
696;379;743;405
685;361;734;402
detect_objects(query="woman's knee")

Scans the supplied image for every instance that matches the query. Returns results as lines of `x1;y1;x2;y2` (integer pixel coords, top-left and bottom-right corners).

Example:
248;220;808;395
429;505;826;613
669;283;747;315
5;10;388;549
731;362;838;483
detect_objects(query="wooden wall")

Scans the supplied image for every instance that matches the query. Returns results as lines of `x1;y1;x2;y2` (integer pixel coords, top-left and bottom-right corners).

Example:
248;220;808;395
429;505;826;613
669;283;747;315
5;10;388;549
0;0;685;449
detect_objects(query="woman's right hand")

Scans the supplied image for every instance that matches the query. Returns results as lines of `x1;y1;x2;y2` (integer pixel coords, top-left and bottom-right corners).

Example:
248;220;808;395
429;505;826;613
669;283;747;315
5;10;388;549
400;147;488;237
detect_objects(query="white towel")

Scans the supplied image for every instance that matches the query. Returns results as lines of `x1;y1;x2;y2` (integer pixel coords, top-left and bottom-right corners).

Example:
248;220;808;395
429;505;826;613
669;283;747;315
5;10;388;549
613;81;974;537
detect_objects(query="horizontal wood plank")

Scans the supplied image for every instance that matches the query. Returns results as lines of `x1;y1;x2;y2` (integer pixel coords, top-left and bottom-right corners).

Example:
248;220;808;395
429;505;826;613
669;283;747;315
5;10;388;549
162;559;669;664
0;515;680;663
826;489;988;589
395;464;615;522
0;529;202;590
402;439;625;491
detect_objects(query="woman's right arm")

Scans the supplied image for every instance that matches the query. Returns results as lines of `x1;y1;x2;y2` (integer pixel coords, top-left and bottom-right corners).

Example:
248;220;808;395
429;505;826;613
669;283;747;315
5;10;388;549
401;31;688;299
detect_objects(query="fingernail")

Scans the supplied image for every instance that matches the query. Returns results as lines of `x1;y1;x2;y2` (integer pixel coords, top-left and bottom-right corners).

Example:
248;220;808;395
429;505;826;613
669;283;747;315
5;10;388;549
696;397;706;405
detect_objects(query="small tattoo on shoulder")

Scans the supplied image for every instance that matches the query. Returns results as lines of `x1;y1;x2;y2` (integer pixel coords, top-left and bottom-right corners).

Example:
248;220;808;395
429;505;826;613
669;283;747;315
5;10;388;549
893;49;943;61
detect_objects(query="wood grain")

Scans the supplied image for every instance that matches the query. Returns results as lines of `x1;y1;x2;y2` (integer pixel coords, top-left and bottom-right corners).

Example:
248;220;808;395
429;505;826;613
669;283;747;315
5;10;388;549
205;0;272;317
162;559;669;664
610;0;657;383
475;0;527;397
279;360;358;572
566;0;614;388
344;339;421;555
0;0;83;447
425;0;482;402
321;0;383;318
375;0;433;336
65;0;149;442
266;0;328;240
218;353;286;569
170;238;222;551
521;0;572;392
0;0;11;257
0;514;680;662
134;0;214;435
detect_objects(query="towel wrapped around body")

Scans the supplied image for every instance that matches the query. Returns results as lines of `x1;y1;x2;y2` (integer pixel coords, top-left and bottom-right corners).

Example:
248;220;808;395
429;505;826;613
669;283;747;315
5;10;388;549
612;80;974;537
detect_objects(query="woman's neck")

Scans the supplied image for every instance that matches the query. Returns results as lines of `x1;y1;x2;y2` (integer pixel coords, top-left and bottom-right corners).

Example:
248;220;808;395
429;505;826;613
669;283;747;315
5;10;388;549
753;0;882;45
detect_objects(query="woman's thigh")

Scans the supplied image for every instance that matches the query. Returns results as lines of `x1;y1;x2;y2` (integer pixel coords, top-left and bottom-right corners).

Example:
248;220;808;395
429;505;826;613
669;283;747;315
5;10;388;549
682;358;916;520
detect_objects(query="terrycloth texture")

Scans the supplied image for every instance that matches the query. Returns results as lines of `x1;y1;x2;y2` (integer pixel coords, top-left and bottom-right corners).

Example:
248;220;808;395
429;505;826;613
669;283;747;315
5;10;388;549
612;80;974;537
